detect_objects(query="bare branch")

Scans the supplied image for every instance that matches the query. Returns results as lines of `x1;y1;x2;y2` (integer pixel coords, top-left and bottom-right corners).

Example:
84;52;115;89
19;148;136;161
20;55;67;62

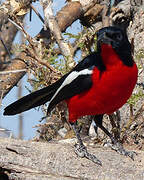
0;90;3;111
8;18;23;31
41;0;74;67
102;0;110;27
25;48;61;74
56;2;82;32
0;69;27;75
0;35;11;57
30;4;45;24
0;56;26;98
0;137;144;179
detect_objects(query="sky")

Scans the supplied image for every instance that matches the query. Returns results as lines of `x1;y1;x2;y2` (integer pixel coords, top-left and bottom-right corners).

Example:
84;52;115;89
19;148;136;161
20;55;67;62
1;0;81;139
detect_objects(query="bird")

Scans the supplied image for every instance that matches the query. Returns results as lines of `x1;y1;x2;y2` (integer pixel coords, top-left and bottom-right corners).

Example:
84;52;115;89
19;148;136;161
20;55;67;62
4;26;138;165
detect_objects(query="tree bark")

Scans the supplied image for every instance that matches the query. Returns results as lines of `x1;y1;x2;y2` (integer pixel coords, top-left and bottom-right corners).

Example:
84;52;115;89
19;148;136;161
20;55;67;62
0;137;144;180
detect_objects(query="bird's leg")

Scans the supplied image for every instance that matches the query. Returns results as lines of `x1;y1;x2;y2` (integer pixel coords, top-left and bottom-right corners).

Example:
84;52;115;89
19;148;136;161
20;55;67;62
71;123;102;165
94;115;136;160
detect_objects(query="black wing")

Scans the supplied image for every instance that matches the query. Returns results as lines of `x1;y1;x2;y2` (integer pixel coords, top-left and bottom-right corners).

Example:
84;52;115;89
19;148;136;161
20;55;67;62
4;52;104;115
73;52;105;72
47;73;93;112
4;74;67;115
47;52;105;112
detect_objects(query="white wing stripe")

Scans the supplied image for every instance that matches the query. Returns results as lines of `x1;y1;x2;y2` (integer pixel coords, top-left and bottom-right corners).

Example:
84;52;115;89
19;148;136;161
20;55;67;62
49;69;92;105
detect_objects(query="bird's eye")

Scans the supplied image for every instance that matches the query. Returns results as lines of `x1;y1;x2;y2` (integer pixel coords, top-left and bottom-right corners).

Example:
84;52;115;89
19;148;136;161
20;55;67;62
116;33;123;41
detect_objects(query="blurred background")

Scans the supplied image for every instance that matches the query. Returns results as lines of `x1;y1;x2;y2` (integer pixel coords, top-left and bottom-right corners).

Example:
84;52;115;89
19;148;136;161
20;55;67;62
0;0;81;139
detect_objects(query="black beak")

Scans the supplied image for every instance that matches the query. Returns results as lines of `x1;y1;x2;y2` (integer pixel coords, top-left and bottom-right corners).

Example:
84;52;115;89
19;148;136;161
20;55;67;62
97;30;112;45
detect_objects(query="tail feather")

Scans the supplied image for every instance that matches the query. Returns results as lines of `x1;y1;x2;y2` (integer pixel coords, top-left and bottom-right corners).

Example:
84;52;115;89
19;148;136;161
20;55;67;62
4;73;68;116
4;86;56;115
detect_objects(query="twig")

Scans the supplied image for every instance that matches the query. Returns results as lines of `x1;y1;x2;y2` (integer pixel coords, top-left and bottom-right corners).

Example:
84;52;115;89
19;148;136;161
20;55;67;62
137;83;144;90
8;18;23;31
0;69;27;75
30;4;45;24
0;90;4;112
25;48;61;74
8;17;35;51
102;0;110;27
41;0;74;68
9;15;60;74
121;104;135;137
0;35;11;57
29;6;32;21
130;104;134;117
8;17;36;53
134;103;144;120
73;22;102;54
109;110;121;140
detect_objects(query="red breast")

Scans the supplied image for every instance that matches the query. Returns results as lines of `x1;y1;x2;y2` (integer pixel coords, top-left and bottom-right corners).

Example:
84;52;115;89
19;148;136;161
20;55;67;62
66;44;138;123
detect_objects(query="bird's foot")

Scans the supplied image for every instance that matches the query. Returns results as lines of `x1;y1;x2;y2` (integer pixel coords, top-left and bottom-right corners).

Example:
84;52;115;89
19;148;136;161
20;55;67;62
74;143;102;165
104;141;137;160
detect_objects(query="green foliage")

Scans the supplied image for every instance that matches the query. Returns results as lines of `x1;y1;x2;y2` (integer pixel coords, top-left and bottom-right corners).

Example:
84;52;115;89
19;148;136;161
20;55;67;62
28;28;99;93
11;43;24;55
63;32;81;40
42;43;71;74
135;49;144;68
92;35;97;52
27;68;48;91
136;49;144;60
64;30;98;56
127;89;144;105
78;29;96;55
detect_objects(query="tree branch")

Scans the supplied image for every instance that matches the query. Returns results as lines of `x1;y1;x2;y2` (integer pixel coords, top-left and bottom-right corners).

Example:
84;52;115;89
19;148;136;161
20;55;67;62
0;137;143;179
41;0;74;67
0;1;103;98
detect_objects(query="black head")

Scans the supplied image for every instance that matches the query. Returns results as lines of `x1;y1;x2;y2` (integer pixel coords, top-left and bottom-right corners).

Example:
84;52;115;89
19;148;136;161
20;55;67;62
97;26;133;66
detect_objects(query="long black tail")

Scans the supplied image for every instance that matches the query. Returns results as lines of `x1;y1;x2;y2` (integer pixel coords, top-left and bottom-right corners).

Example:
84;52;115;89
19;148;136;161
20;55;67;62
3;86;56;115
3;75;66;115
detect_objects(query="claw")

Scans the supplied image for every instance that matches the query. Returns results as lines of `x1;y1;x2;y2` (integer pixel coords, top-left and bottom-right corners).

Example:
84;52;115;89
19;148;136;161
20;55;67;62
74;143;102;166
72;123;102;165
107;141;137;160
124;150;137;161
74;144;86;158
